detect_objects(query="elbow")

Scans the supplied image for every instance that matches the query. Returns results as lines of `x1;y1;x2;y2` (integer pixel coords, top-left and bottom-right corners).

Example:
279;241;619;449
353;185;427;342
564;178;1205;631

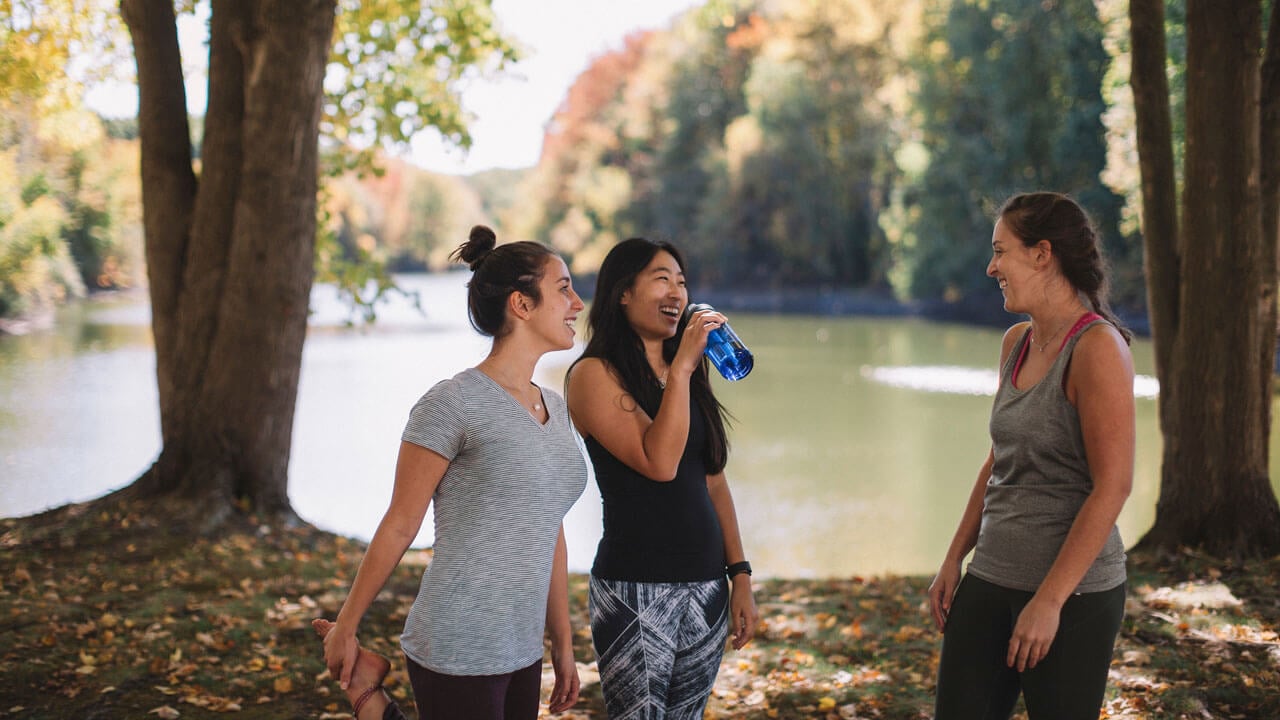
650;465;679;483
1090;477;1132;508
636;458;679;483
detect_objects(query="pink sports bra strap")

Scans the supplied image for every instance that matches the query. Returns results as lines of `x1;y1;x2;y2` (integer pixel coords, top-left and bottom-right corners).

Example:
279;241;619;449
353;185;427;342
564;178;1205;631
1010;312;1104;386
1059;312;1103;352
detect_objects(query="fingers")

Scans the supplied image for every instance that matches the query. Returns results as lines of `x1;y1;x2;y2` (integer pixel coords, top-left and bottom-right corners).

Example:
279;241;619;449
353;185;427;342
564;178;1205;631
548;666;580;713
731;605;758;650
339;640;358;689
679;309;724;350
1006;635;1050;671
929;585;951;631
927;578;951;631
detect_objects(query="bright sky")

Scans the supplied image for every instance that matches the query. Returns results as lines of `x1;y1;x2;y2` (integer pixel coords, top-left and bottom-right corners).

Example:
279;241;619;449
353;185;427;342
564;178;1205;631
84;0;703;176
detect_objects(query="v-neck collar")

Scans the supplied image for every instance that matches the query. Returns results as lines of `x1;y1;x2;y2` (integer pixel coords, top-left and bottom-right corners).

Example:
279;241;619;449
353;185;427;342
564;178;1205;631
469;367;552;428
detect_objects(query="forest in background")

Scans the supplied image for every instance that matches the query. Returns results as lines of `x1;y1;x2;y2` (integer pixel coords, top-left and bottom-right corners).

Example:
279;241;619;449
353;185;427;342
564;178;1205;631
2;0;1197;328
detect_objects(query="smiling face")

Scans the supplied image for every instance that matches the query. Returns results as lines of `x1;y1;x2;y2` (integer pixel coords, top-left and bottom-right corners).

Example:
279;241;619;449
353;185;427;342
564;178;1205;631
527;255;584;350
620;250;687;341
987;219;1044;314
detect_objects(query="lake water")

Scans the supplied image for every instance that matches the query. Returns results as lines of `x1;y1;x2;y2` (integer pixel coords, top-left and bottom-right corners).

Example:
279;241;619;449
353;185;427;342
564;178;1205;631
3;273;1278;578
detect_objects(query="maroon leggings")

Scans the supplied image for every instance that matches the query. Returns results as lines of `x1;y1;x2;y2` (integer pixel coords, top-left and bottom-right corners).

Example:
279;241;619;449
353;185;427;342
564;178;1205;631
401;655;542;720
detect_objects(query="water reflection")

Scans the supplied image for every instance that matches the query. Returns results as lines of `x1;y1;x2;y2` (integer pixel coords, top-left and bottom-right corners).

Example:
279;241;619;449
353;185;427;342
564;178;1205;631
3;277;1279;579
861;364;1160;399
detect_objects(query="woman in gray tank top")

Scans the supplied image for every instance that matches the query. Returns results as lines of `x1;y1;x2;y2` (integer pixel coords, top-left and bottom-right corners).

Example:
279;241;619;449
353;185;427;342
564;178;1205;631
313;226;589;720
928;193;1135;720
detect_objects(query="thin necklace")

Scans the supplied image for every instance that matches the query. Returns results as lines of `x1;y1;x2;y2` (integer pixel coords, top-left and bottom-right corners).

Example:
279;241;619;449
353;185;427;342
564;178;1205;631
1032;317;1072;353
656;366;669;389
479;365;542;413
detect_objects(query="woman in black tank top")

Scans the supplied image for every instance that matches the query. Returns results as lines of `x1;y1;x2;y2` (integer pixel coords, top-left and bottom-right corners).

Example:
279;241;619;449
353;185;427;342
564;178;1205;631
566;238;758;719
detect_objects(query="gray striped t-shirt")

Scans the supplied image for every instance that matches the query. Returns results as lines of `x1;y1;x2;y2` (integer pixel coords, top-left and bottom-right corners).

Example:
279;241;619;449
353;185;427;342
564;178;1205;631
398;368;587;675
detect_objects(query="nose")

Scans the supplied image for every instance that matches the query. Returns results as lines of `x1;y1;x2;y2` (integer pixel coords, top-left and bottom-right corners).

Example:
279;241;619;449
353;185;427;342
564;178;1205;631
986;255;997;277
570;288;585;312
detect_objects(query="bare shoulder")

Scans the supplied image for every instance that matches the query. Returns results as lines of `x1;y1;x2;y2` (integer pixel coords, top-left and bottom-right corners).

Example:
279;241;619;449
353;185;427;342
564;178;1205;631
567;356;616;389
566;357;627;405
1068;323;1135;403
998;321;1031;366
1074;323;1134;373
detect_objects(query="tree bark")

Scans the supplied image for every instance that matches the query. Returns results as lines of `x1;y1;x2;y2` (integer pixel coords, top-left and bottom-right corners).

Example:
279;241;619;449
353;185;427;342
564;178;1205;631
1129;0;1179;381
1136;0;1280;559
123;0;336;530
120;0;196;448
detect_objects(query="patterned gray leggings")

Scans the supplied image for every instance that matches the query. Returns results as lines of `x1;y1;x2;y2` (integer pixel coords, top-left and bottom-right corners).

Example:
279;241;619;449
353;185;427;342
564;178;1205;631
589;576;729;719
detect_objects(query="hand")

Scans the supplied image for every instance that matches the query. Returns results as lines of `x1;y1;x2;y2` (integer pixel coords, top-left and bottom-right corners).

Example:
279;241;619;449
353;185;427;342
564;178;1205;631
671;307;725;379
927;562;962;631
1007;594;1061;671
320;620;361;689
729;574;759;650
547;644;580;713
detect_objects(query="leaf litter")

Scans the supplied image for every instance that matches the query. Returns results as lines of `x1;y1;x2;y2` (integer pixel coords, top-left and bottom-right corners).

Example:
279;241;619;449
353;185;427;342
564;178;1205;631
2;499;1278;718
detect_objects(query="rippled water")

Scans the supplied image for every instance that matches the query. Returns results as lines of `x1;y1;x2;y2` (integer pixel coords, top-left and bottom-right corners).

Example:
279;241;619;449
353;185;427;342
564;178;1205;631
2;274;1277;577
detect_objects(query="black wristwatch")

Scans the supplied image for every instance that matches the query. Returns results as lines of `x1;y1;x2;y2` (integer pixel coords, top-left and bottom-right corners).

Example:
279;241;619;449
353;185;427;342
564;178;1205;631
726;561;752;579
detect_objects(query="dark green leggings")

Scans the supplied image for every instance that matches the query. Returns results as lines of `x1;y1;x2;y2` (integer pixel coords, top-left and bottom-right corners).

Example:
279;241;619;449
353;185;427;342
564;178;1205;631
934;574;1126;720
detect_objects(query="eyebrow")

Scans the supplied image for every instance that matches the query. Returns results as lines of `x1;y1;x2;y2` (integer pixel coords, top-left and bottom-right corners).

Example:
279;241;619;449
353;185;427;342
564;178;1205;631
648;264;683;276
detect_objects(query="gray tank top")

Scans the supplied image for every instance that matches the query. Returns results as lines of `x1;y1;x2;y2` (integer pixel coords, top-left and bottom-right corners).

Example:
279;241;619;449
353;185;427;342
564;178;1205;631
966;319;1127;594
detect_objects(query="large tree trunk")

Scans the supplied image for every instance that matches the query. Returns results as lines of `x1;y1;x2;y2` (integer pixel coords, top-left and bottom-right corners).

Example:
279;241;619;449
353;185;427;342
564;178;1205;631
122;0;337;531
1133;0;1280;559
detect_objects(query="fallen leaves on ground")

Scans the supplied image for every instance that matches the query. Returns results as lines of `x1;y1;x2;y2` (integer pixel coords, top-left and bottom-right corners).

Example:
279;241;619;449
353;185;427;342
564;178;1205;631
2;500;1279;718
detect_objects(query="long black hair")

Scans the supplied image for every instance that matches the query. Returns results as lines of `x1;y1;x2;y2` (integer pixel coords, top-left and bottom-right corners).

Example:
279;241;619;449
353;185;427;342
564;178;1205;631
574;237;730;473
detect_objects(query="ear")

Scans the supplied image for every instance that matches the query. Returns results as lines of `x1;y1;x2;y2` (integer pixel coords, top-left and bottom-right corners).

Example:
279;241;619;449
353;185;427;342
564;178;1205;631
507;291;533;320
1034;239;1053;266
620;288;631;306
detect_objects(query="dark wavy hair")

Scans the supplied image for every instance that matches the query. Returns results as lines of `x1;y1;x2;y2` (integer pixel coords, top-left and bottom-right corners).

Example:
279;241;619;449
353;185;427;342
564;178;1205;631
449;225;556;337
573;238;730;474
998;192;1132;344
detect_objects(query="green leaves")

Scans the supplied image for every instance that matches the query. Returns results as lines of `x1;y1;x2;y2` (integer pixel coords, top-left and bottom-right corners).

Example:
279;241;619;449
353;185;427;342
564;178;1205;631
323;0;519;161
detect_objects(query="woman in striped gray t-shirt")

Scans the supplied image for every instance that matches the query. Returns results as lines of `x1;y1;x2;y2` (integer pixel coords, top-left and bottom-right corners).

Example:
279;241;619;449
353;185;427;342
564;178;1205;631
314;225;588;720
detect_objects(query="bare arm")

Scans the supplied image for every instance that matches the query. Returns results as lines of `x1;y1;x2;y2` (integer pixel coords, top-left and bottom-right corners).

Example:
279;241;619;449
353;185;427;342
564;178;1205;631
928;323;1026;631
566;358;691;480
565;309;722;481
545;526;580;713
1007;325;1134;671
707;471;757;649
324;441;446;687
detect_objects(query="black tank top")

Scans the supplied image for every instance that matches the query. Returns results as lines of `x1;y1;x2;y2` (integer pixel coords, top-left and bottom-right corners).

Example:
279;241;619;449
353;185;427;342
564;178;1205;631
587;392;726;582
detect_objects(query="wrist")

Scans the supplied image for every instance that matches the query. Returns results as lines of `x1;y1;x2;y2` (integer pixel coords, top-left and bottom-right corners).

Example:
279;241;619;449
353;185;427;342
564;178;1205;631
726;560;752;580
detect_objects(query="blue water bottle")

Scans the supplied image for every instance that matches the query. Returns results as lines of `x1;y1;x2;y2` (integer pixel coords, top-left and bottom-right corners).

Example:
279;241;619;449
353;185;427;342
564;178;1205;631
686;303;754;381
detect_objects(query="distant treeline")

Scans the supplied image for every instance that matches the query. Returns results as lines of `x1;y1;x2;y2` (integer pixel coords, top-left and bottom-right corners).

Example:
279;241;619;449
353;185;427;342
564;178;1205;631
3;0;1190;329
492;0;1181;325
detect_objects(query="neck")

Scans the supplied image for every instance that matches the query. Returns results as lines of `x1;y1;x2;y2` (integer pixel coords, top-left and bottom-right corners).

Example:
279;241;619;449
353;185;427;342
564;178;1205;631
642;338;668;375
477;339;539;388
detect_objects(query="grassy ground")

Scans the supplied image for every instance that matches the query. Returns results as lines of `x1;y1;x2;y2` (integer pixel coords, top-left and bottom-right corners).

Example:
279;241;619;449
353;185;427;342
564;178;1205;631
1;498;1278;719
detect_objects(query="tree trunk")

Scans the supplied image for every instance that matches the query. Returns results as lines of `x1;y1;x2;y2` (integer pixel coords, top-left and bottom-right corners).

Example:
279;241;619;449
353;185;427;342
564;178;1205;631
123;0;337;531
1128;0;1179;380
1134;0;1280;559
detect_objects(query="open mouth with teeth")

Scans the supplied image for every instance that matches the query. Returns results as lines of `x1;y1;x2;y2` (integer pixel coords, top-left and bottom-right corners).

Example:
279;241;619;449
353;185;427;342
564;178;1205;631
659;305;682;318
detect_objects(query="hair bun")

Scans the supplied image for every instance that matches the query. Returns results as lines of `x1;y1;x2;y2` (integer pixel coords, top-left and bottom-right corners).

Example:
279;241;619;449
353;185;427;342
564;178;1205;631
453;225;498;271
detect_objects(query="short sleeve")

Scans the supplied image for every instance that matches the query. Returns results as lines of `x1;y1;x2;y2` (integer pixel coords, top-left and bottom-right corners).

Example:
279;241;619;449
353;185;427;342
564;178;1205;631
402;379;467;460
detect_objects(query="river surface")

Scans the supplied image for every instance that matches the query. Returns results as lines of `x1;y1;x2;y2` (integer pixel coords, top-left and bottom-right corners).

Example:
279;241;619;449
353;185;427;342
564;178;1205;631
3;273;1278;578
